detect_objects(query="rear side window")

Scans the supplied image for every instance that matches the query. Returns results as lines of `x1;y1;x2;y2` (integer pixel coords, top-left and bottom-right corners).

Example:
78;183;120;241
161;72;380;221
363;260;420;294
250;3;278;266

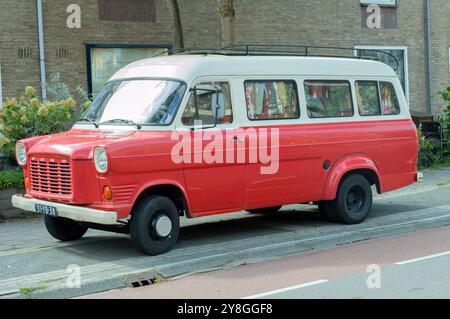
182;81;233;126
380;81;400;115
355;81;381;116
304;80;354;118
244;80;300;120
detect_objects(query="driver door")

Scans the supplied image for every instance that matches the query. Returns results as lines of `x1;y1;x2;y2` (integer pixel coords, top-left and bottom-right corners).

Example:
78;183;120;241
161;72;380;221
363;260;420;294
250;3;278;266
178;79;245;215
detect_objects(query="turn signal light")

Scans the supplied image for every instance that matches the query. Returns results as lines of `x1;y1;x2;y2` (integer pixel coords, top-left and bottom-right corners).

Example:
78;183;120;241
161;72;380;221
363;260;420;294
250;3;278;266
103;185;113;200
24;177;30;190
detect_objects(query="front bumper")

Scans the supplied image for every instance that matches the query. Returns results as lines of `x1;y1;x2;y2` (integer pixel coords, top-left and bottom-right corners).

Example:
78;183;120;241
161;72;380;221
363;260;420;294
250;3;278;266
11;194;118;225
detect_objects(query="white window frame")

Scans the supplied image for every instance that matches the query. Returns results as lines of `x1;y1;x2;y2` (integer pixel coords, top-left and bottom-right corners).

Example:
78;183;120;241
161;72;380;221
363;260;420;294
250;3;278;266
360;0;396;6
354;45;409;107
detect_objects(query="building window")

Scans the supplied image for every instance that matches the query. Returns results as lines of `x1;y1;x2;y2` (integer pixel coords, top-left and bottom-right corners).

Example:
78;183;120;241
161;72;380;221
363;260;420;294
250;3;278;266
86;45;170;97
448;48;450;80
354;46;409;106
244;80;300;120
304;80;354;118
98;0;156;22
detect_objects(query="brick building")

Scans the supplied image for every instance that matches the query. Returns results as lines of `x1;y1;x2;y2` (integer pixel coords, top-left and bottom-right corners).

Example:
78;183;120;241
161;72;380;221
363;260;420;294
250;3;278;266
0;0;449;114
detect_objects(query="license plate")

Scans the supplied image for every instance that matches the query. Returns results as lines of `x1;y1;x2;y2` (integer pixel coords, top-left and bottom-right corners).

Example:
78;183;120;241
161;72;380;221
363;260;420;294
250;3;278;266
35;204;58;217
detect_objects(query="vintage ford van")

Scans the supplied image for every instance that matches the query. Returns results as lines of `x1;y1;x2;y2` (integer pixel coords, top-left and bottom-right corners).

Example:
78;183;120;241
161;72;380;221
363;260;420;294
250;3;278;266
12;49;419;255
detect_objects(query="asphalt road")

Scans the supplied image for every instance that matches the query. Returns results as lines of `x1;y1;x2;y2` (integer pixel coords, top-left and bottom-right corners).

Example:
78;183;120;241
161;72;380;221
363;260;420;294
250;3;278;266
86;225;450;299
1;167;450;299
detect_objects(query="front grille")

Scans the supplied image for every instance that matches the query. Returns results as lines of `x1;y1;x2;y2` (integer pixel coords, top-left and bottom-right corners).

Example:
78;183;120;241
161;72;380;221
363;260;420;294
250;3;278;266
30;156;72;196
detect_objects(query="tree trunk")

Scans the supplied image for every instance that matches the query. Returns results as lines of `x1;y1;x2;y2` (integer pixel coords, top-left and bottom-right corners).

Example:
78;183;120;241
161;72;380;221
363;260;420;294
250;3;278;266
218;0;235;47
167;0;184;49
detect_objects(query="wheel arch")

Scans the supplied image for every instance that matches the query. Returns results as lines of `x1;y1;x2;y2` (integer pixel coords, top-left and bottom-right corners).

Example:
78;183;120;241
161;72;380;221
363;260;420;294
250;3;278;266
131;181;191;218
322;154;382;201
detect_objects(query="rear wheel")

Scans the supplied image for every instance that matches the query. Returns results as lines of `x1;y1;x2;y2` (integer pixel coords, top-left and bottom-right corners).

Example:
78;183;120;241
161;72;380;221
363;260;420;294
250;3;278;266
327;174;373;224
44;216;88;241
247;206;282;215
130;195;180;255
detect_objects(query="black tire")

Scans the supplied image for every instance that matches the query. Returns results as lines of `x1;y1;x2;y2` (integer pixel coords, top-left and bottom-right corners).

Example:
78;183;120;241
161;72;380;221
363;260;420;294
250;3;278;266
44;216;88;241
130;195;180;256
327;174;373;224
247;206;282;215
318;201;336;222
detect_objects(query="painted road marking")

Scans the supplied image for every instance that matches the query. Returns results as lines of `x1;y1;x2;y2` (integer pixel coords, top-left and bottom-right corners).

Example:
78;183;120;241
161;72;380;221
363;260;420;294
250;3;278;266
395;250;450;265
242;280;329;299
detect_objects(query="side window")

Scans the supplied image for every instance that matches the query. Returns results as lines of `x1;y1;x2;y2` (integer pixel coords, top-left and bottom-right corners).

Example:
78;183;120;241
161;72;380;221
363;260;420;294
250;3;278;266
380;81;400;115
182;81;233;126
355;81;381;116
244;80;299;120
304;80;354;118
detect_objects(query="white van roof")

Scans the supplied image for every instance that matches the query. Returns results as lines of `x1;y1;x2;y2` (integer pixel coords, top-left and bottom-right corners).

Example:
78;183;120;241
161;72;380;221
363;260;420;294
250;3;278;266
109;55;398;82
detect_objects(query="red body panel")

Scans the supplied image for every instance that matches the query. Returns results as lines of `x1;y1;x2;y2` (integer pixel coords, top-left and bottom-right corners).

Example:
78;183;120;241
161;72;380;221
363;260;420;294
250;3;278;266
19;118;418;220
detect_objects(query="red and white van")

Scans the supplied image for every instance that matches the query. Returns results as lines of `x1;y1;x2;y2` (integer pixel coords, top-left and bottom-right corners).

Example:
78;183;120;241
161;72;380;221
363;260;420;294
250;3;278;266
12;52;419;255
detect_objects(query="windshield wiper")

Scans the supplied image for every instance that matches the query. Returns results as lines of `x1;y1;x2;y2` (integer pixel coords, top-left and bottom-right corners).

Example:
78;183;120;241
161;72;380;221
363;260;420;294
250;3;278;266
78;117;99;128
99;119;142;129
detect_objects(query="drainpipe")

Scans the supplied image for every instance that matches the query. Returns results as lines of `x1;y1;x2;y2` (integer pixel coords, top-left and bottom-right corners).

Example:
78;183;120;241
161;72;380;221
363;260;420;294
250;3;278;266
36;0;47;100
425;0;432;114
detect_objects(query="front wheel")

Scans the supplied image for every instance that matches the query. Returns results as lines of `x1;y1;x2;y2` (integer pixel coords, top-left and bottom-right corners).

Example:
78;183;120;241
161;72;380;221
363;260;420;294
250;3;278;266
44;216;88;241
130;195;180;255
327;174;373;224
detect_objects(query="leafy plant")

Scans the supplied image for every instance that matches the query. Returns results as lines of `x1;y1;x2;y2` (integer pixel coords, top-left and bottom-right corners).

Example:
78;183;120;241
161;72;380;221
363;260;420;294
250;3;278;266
439;86;450;153
46;72;91;103
0;85;91;160
0;169;24;190
18;286;48;298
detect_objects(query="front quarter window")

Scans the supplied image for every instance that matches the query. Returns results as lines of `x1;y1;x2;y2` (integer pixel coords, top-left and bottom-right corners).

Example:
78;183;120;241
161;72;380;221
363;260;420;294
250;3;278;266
81;79;186;126
181;81;233;126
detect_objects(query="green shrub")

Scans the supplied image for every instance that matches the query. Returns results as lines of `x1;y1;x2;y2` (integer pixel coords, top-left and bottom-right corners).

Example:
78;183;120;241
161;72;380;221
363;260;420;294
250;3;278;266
46;72;90;102
417;130;439;169
0;169;24;190
439;86;450;152
0;85;91;161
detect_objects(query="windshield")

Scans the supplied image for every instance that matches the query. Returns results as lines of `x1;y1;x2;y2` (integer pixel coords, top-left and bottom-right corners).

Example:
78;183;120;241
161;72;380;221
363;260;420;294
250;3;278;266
81;79;186;126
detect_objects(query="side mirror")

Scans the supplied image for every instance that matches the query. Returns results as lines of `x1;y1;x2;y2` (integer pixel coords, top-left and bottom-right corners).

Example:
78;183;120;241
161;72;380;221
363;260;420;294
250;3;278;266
190;85;223;129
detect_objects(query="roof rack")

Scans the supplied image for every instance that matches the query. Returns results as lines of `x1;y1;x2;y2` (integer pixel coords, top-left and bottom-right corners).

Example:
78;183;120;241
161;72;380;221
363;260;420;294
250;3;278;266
204;44;399;71
152;48;217;58
152;45;399;71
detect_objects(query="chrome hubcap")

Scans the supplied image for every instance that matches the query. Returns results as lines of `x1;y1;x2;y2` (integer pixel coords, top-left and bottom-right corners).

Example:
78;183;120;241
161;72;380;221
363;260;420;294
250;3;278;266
154;215;172;237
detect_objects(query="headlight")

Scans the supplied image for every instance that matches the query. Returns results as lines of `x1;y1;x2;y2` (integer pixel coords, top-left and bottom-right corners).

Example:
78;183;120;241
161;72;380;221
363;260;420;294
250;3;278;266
15;143;27;166
94;147;108;173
